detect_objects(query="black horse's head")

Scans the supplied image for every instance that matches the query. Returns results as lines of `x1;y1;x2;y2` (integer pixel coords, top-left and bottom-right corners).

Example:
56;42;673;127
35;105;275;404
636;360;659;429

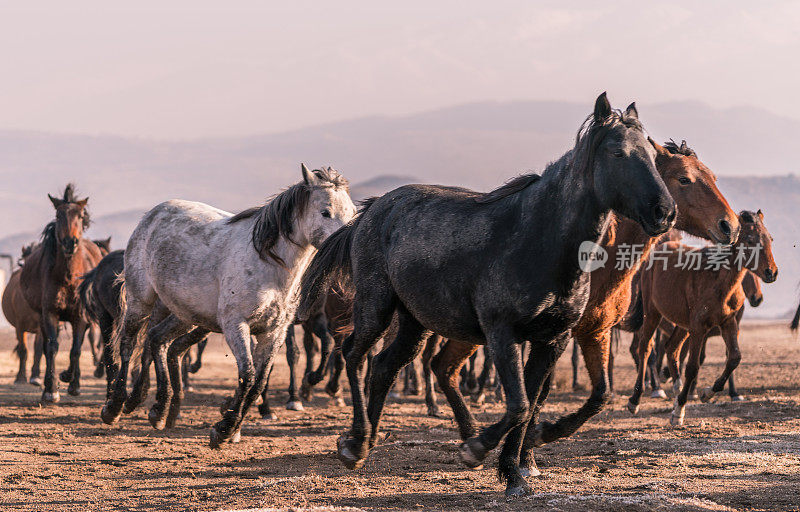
48;184;90;258
579;93;676;236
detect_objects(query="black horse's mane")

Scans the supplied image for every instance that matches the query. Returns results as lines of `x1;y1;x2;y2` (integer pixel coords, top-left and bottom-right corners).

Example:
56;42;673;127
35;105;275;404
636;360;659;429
663;139;697;158
228;167;348;265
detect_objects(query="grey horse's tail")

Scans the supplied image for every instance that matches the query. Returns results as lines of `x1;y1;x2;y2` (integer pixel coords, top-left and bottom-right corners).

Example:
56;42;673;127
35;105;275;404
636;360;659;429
110;271;146;371
619;287;644;333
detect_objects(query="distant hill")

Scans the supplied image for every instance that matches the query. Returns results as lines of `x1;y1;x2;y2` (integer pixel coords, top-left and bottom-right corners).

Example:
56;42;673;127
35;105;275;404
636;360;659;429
0;100;797;317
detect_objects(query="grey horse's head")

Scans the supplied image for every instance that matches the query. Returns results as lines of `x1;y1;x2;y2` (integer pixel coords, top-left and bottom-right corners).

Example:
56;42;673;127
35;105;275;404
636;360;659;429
297;164;356;248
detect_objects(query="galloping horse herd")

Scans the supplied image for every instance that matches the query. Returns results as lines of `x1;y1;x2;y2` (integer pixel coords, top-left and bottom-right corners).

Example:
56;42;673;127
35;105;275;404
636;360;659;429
2;93;789;498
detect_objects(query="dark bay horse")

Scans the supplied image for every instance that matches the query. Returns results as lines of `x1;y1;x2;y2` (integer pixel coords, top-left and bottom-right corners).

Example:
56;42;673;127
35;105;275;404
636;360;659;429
2;267;43;385
627;210;777;425
20;184;103;402
298;93;676;496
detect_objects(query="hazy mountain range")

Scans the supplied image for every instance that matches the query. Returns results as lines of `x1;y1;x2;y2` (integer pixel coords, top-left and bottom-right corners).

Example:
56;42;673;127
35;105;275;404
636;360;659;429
0;100;798;317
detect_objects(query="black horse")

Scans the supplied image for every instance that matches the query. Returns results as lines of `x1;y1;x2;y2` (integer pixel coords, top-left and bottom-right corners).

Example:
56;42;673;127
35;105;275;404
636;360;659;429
298;93;675;496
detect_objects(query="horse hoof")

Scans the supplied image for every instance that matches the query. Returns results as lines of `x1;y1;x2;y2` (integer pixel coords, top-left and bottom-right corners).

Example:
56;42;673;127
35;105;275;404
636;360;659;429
518;465;542;478
185;386;195;393
94;366;105;379
337;436;366;470
29;377;43;387
231;429;242;444
67;385;80;397
651;389;668;399
505;483;532;498
626;400;639;415
286;401;304;411
148;408;167;430
101;403;121;425
532;422;547;447
472;392;486;405
59;371;72;384
329;396;346;407
388;392;401;400
209;426;226;449
688;393;699;401
14;377;27;385
41;391;60;404
427;407;441;418
459;437;487;468
261;412;277;420
730;394;746;402
670;413;684;427
699;387;716;403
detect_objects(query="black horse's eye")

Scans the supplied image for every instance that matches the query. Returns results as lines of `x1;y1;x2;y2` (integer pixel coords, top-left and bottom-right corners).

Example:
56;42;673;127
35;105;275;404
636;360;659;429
678;177;691;185
321;210;332;218
612;149;624;157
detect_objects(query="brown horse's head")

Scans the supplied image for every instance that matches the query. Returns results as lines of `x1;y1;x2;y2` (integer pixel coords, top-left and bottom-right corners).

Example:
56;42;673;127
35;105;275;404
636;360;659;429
650;139;739;245
742;271;763;307
738;210;778;283
47;184;90;258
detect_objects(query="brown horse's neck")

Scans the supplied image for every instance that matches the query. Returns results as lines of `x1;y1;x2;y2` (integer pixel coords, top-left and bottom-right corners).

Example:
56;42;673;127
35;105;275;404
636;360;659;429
53;245;87;283
589;216;658;301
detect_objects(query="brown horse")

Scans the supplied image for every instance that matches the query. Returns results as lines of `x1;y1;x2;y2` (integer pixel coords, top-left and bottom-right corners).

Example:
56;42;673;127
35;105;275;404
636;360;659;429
430;138;739;476
2;267;43;385
20;184;103;402
628;210;777;425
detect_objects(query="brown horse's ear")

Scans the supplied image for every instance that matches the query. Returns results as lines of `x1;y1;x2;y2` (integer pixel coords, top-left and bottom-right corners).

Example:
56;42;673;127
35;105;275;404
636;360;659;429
594;92;611;121
75;198;89;209
757;209;764;220
648;137;668;156
48;194;63;209
740;211;756;224
625;102;638;120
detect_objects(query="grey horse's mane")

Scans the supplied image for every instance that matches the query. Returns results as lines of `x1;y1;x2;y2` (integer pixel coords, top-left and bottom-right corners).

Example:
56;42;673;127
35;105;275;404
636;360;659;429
228;167;348;266
477;109;640;204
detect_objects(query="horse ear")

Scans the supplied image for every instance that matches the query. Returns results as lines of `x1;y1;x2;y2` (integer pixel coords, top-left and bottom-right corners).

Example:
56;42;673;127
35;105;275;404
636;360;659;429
594;92;612;121
757;209;764;220
625;102;638;120
76;198;89;209
48;194;63;209
740;211;755;224
648;137;668;156
301;163;319;186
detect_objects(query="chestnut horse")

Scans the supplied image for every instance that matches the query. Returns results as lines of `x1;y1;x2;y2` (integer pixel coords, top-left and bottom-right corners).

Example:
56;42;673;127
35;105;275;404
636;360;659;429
430;138;739;477
2;266;43;385
628;210;777;425
20;184;103;402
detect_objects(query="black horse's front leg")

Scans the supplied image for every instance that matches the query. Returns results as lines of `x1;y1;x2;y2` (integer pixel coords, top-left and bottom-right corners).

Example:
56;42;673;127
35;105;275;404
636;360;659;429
64;319;88;396
40;312;61;404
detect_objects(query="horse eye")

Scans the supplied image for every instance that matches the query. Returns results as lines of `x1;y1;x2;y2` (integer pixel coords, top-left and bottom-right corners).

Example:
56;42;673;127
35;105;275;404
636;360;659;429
612;149;624;157
321;210;332;218
678;177;691;185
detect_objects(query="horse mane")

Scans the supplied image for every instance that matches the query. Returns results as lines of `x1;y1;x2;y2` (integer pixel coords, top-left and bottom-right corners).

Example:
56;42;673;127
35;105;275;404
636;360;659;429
663;139;697;158
228;167;348;266
40;221;58;265
476;109;639;204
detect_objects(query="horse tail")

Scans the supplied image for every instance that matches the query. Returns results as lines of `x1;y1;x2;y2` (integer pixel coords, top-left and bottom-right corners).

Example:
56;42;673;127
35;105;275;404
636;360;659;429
297;220;359;322
110;271;147;370
620;288;644;333
791;298;800;333
78;267;99;323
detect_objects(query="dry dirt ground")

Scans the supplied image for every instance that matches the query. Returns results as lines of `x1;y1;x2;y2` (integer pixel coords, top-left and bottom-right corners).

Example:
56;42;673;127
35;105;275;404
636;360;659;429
0;322;799;511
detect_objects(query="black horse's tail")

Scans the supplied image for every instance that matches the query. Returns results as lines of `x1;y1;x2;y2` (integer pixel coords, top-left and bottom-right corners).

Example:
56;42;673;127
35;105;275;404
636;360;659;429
620;288;644;333
790;298;800;333
78;267;99;323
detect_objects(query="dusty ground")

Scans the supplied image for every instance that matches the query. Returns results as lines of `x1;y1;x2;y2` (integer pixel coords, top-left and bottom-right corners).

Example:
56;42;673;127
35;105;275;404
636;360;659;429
0;321;799;511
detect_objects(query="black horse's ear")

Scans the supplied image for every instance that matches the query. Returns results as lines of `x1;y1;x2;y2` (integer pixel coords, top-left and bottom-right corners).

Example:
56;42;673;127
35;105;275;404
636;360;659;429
740;211;756;224
625;102;638;120
48;194;63;209
594;92;612;121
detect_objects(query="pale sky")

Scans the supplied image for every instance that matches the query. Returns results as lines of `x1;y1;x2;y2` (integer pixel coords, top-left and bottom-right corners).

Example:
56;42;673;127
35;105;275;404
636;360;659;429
1;1;798;139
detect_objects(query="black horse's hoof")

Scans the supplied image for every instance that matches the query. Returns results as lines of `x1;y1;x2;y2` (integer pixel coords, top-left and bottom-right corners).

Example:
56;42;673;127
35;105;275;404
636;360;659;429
426;406;442;418
67;385;80;397
101;402;121;425
209;426;226;449
626;400;639;415
337;435;367;470
59;370;72;384
286;400;304;411
505;482;532;498
459;437;488;468
29;376;43;388
518;463;542;478
94;365;105;379
14;376;27;385
41;391;60;404
148;406;167;430
532;421;550;447
730;394;746;402
300;376;314;402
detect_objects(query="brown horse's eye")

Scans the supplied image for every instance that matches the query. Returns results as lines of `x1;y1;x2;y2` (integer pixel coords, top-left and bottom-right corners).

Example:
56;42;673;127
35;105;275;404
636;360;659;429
678;177;691;185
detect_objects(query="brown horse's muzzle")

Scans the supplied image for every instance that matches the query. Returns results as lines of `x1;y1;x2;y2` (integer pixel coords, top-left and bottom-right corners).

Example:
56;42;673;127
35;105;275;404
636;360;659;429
61;237;79;257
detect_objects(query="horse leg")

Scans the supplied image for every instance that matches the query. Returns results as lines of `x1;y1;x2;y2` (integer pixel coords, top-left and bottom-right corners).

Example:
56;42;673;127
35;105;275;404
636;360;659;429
325;344;346;406
189;336;209;373
432;339;479;438
30;333;44;387
700;318;741;404
212;328;282;447
502;332;570;497
571;339;581;390
473;346;493;404
283;325;303;411
687;338;707;400
299;321;317;401
664;328;689;399
88;323;100;367
258;364;277;420
181;352;192;391
124;304;168;414
165;327;211;428
422;335;441;417
534;330;611;445
302;313;334;400
14;330;28;384
63;319;88;396
460;326;527;472
366;310;431;448
148;315;193;430
627;311;661;414
97;312;118;399
671;333;704;426
39;311;61;404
